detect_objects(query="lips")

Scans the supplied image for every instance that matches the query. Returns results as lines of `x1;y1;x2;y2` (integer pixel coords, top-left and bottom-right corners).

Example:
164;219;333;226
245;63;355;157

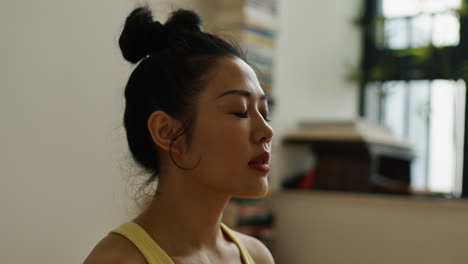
248;152;270;173
249;152;270;165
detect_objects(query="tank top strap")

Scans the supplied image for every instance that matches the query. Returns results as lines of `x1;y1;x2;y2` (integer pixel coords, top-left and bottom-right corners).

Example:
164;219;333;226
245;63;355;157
110;222;255;264
220;223;256;264
110;222;174;264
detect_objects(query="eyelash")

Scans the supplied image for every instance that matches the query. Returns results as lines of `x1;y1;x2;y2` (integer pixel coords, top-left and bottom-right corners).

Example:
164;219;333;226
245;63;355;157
233;111;271;122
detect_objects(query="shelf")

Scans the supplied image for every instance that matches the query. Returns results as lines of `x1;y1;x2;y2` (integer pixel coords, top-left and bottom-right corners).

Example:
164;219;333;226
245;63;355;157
271;189;468;209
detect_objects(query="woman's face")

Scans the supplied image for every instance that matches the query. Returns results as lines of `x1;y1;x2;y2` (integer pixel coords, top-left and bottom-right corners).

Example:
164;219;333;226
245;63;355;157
180;56;274;198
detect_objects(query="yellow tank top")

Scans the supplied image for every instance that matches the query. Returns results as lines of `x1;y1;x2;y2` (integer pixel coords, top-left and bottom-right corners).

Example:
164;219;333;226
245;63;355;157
110;222;255;264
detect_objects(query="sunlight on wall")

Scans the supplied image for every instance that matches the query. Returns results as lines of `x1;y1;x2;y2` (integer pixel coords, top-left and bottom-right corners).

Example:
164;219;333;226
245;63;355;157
429;80;466;194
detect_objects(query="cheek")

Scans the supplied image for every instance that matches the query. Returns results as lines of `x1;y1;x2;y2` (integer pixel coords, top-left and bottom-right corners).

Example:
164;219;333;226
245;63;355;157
191;117;250;170
188;118;268;197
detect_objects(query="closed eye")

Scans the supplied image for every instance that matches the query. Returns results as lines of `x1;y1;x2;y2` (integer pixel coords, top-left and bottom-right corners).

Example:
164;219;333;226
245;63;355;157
232;112;271;122
233;112;249;118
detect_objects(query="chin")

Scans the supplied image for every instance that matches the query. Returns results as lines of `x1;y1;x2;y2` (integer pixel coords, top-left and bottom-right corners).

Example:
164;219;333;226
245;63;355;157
234;181;269;199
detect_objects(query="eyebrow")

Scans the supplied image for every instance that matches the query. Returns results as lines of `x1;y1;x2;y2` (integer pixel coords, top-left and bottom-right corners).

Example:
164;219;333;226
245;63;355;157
216;90;267;101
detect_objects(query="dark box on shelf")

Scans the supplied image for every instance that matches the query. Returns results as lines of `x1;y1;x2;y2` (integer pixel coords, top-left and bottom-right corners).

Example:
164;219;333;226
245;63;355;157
283;119;415;194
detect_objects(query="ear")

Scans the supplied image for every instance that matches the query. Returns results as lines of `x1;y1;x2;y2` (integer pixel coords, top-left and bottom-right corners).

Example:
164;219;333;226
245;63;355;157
147;110;182;153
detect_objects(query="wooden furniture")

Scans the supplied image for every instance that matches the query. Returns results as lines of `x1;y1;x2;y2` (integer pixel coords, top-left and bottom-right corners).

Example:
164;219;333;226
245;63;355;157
283;119;415;194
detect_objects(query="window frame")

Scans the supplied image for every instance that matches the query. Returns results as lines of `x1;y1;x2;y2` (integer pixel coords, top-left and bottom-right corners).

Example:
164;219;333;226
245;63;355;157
359;0;468;197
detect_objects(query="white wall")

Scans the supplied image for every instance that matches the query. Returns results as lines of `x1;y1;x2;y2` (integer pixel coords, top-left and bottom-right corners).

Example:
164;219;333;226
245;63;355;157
0;0;215;263
270;0;361;189
272;191;468;264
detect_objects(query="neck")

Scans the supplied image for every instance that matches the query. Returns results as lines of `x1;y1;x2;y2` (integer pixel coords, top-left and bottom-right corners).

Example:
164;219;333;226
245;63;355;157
133;172;232;256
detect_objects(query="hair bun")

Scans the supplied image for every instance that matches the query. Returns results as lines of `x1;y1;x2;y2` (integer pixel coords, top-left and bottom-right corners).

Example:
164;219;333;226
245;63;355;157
119;7;168;63
165;9;202;33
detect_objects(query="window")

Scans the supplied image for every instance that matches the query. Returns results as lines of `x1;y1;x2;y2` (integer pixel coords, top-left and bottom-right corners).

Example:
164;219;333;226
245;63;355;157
360;0;468;197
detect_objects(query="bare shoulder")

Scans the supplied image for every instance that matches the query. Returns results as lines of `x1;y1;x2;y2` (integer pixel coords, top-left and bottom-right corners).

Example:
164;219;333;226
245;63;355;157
231;230;275;264
83;233;147;264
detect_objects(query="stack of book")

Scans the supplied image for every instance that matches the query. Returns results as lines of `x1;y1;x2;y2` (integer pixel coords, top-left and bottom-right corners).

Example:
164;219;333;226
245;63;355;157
242;0;276;95
213;0;277;96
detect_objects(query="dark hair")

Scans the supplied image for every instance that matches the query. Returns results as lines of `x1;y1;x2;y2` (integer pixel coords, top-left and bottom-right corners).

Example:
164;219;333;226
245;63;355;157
119;6;245;186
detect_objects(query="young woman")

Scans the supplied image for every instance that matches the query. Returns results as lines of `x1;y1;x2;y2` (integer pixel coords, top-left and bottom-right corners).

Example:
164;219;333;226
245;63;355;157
84;6;274;264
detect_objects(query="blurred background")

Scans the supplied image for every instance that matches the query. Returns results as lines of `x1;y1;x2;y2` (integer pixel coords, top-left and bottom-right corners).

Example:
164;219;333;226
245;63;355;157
1;0;468;263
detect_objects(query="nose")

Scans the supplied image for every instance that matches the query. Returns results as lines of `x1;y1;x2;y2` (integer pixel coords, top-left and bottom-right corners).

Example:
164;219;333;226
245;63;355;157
254;116;274;144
